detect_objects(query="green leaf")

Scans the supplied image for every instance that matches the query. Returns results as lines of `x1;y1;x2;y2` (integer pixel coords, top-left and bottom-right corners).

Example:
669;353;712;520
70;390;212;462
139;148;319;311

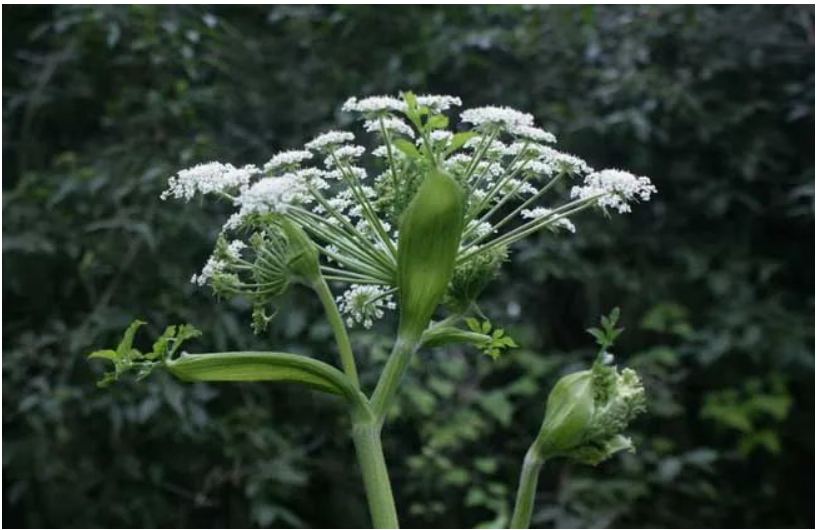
148;323;203;360
447;131;478;154
87;349;117;360
148;326;177;360
117;319;146;360
586;327;607;346
392;139;422;159
425;318;517;360
427;114;449;130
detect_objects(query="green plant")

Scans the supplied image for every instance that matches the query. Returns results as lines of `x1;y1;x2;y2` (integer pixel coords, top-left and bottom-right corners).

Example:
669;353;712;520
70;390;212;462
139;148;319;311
89;91;654;528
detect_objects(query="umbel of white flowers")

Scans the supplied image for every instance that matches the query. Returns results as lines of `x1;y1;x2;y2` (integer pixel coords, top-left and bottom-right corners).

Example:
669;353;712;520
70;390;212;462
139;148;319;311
161;92;656;330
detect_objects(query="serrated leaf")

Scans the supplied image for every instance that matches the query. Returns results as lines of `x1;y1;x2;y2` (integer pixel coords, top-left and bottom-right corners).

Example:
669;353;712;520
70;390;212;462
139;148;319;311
148;325;177;360
587;327;607;345
117;319;146;360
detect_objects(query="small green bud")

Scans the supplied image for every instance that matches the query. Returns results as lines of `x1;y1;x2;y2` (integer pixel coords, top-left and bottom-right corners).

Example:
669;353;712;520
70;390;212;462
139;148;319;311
533;359;646;465
397;168;464;341
445;244;507;312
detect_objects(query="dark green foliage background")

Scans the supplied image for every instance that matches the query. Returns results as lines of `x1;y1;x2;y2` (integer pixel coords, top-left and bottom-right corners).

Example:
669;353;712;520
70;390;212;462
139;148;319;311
3;5;814;528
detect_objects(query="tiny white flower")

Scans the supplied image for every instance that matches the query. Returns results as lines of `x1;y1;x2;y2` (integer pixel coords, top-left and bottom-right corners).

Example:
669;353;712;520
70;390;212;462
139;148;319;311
225;240;247;260
466;219;494;239
192;255;227;286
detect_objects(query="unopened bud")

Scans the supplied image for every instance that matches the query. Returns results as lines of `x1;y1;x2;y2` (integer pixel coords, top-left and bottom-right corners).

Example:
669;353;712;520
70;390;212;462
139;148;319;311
397;169;463;341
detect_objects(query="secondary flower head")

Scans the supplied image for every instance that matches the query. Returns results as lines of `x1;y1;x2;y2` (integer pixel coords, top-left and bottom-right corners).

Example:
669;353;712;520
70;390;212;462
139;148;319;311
416;94;463;111
364;117;416;138
533;355;646;465
342;95;406;115
306;130;356;151
337;284;397;329
162;91;656;329
263;150;313;173
161;162;259;201
571;169;656;214
461;106;535;131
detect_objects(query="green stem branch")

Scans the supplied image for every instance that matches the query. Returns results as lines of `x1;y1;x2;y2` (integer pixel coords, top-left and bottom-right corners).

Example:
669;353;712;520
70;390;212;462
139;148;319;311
311;276;360;387
370;336;419;425
352;421;400;528
509;446;546;529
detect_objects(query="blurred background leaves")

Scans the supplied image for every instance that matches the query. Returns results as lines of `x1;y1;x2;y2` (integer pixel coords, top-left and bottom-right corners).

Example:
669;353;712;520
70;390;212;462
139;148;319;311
2;5;814;528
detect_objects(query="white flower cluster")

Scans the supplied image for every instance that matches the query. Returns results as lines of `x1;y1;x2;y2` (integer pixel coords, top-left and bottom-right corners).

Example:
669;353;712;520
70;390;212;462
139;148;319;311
461;106;535;130
512;125;557;144
325;145;366;168
306;130;356;151
191;255;226;286
231;173;311;223
342;95;406;114
364;117;415;138
571;169;657;214
336;284;397;328
163;91;655;330
416;94;462;111
161;162;259;201
263;150;313;173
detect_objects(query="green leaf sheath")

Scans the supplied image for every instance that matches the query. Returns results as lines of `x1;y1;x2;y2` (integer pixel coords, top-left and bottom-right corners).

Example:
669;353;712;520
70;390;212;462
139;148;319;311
397;169;463;342
166;351;367;412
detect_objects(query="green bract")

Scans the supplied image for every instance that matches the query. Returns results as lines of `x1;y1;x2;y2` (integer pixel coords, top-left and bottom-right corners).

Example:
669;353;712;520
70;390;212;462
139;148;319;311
396;168;464;341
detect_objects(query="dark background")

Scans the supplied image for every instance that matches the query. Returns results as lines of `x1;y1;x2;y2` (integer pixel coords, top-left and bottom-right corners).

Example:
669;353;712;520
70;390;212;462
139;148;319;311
2;5;814;528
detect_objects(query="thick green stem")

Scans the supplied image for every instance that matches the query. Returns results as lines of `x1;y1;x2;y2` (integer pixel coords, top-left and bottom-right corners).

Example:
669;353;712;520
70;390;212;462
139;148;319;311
311;276;360;387
510;446;545;529
352;422;399;528
370;336;419;424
